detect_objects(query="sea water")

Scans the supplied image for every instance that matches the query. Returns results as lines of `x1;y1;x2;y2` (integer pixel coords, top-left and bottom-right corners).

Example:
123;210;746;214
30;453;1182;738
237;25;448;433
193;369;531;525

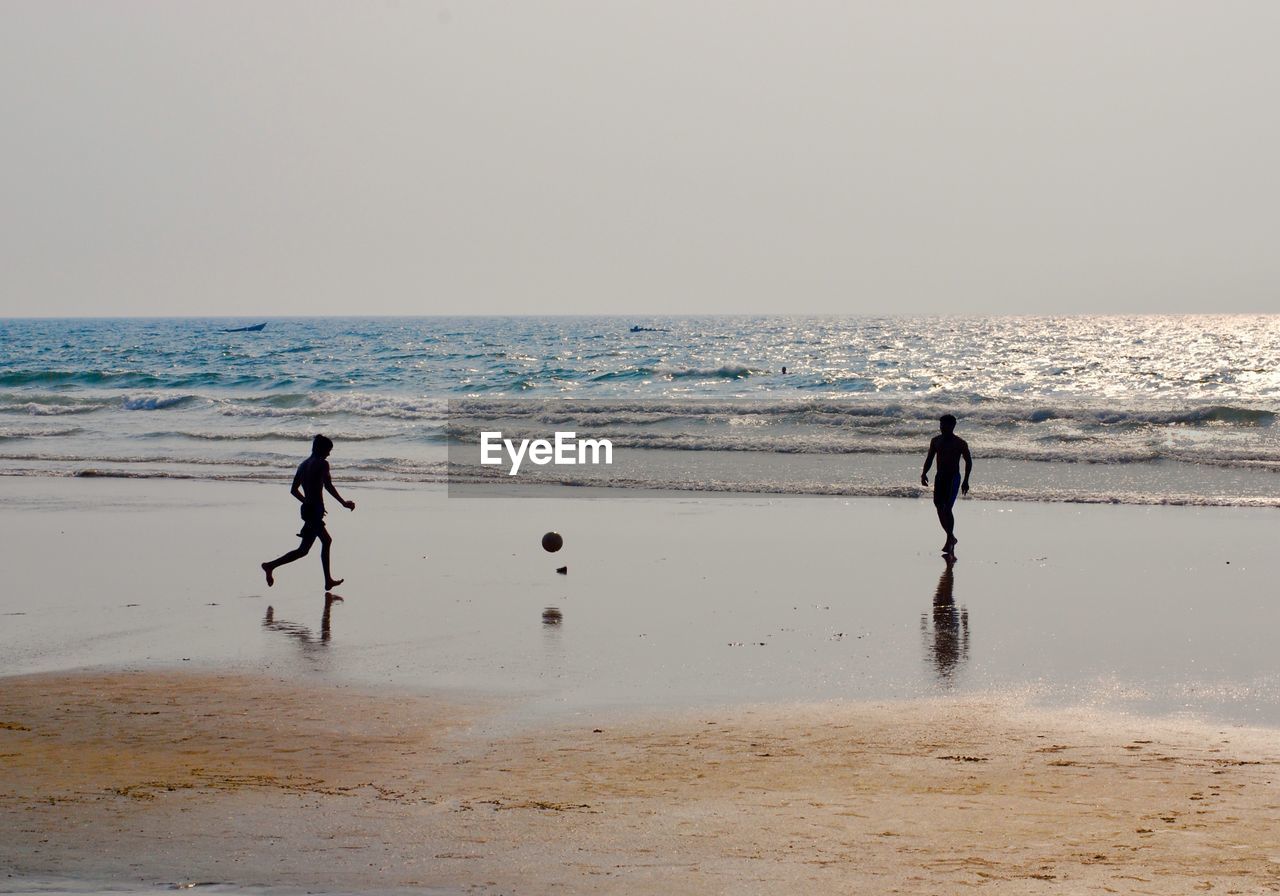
2;315;1276;505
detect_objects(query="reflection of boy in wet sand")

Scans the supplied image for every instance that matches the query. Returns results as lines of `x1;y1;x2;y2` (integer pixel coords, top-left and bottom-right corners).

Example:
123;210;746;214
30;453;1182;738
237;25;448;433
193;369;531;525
920;414;971;556
262;435;355;590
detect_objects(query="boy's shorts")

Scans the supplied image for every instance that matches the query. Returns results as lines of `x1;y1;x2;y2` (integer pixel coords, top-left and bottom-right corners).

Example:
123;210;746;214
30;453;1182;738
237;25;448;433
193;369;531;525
933;475;961;510
298;503;327;539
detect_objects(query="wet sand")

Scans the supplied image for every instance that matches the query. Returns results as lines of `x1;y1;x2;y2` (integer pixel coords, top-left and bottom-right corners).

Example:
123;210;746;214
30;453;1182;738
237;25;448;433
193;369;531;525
3;477;1278;724
2;670;1279;894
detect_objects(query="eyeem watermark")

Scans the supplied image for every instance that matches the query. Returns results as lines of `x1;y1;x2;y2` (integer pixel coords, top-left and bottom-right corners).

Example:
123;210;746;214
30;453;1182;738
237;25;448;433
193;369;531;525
480;431;613;476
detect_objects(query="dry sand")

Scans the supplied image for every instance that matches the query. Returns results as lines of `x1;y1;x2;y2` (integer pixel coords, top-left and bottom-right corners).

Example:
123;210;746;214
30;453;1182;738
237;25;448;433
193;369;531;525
3;670;1279;894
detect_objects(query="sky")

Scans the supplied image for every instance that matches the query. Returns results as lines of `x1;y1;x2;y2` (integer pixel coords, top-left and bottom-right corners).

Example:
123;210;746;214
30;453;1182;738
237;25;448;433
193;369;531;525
2;1;1279;317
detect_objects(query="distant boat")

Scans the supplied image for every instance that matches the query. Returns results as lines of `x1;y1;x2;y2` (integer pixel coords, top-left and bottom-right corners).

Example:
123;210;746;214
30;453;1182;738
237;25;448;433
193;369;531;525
225;323;266;333
629;325;669;333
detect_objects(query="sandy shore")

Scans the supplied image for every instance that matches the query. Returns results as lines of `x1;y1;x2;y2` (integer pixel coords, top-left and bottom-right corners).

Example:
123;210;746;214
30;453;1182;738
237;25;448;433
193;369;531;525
3;669;1279;894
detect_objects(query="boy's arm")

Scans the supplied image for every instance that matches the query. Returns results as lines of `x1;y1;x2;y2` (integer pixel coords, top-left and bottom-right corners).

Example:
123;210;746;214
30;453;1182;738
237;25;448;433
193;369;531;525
961;441;973;494
921;439;937;487
289;466;305;504
323;463;356;511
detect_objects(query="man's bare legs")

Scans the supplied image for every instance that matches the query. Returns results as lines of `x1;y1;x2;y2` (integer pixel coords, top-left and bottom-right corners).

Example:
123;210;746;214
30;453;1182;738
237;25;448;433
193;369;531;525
935;503;957;554
262;532;344;590
263;537;313;587
318;530;343;590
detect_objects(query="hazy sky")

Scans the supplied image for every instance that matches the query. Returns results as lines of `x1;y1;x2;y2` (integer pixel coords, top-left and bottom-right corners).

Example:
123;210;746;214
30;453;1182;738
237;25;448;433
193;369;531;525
3;2;1279;317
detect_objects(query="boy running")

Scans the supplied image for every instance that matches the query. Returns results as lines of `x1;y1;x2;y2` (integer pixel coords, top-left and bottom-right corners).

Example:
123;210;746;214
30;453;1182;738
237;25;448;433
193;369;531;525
262;435;355;590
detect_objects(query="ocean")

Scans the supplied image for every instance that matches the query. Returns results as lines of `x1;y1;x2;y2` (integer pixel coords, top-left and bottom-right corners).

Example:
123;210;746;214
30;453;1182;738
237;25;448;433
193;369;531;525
1;315;1277;506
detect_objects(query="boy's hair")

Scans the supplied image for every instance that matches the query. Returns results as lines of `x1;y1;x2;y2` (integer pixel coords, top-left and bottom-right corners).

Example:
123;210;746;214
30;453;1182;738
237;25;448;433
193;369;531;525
939;414;957;433
312;434;334;455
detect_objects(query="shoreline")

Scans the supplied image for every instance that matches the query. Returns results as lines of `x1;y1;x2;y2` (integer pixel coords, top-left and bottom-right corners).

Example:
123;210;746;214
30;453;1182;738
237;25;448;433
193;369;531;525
3;668;1279;894
4;465;1279;510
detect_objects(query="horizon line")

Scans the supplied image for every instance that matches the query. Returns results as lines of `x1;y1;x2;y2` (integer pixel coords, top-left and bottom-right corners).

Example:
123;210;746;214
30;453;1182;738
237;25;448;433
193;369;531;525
3;311;1277;321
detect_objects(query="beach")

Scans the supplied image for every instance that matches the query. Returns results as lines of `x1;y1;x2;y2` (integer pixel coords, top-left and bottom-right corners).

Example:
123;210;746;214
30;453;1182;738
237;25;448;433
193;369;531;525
6;0;1280;882
4;670;1279;895
2;476;1279;893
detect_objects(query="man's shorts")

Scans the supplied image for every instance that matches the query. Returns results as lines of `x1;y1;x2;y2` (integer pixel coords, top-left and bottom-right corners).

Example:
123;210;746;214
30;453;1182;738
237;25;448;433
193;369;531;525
298;503;327;540
933;475;961;510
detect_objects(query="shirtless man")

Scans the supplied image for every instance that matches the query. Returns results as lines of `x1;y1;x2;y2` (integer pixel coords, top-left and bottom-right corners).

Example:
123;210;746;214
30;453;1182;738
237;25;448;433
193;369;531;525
262;435;356;590
920;414;972;556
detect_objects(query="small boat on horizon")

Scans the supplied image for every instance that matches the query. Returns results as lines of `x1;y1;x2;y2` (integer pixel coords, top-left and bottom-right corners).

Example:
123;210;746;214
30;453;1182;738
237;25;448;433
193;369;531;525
225;322;267;333
629;325;669;333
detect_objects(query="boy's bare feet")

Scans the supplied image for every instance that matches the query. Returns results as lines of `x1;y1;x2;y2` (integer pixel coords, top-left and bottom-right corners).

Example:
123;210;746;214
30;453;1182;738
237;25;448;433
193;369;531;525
262;563;274;587
326;577;344;590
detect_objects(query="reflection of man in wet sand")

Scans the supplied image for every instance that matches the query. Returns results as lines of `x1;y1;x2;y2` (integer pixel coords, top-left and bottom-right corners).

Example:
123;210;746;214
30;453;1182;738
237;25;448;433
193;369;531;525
264;592;342;646
921;556;969;684
262;435;355;590
920;414;971;556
